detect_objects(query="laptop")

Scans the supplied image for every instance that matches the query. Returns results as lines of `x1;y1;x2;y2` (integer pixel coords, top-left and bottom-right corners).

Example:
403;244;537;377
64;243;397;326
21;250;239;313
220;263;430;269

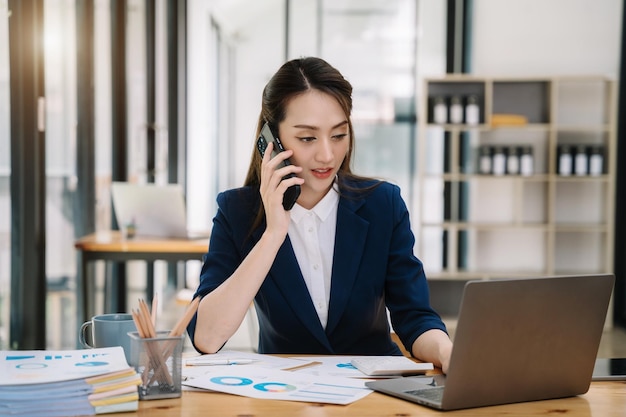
366;274;614;411
111;182;210;239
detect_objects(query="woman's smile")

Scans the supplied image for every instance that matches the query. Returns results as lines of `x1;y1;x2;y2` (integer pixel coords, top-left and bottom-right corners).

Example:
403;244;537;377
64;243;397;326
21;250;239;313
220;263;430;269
311;167;334;179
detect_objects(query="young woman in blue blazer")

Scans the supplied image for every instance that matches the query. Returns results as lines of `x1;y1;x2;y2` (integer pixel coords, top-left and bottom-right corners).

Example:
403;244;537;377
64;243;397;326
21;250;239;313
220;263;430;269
188;57;452;373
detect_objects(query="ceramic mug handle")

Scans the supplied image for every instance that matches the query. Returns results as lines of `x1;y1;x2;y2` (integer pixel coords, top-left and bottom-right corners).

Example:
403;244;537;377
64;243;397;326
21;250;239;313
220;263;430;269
79;321;94;348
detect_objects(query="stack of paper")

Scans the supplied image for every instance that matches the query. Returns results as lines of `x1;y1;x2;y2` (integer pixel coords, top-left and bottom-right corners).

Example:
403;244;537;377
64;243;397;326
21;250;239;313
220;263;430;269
0;347;141;416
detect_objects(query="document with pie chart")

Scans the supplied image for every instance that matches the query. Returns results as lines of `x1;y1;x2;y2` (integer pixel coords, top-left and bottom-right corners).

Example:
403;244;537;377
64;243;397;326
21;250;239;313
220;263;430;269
182;365;372;405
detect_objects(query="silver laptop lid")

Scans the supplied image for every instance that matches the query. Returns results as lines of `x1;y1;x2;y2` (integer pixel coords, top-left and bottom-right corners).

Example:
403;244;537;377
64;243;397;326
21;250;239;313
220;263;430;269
441;274;614;410
366;274;614;410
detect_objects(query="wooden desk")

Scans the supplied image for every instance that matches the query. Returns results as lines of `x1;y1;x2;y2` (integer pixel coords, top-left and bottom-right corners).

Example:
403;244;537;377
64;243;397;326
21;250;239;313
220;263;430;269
110;382;624;416
75;231;208;323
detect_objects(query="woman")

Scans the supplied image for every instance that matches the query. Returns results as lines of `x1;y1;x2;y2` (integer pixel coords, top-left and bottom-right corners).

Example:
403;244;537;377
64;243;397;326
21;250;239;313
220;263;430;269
187;57;452;373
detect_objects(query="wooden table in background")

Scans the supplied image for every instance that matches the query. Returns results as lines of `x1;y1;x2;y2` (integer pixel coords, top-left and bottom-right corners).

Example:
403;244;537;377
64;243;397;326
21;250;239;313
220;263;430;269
109;381;625;416
75;231;208;323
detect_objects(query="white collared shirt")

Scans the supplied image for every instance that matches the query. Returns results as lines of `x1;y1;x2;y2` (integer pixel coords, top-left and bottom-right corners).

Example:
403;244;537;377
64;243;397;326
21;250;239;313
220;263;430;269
288;186;339;329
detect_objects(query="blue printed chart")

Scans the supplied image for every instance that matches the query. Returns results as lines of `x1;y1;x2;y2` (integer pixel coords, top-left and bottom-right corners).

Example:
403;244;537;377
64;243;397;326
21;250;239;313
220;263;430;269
0;347;130;385
183;365;372;405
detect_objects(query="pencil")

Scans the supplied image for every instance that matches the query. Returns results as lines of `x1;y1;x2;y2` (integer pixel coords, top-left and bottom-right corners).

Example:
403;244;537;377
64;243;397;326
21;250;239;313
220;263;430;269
150;293;158;327
169;296;200;337
149;296;201;385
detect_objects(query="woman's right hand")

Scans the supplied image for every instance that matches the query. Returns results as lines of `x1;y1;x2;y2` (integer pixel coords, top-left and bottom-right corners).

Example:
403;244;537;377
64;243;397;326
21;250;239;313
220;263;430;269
259;142;303;237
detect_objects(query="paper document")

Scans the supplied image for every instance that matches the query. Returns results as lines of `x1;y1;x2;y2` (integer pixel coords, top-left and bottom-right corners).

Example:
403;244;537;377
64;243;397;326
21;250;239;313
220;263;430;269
0;347;131;385
183;350;314;381
182;365;372;405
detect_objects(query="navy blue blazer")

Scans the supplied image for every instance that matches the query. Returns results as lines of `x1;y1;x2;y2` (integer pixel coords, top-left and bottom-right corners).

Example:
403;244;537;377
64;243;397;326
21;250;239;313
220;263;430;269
187;179;447;355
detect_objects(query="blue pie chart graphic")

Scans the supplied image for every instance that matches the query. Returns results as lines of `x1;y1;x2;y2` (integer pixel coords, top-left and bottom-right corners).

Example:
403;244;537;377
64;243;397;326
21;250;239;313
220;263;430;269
210;376;253;386
253;382;297;392
75;362;109;367
16;363;47;369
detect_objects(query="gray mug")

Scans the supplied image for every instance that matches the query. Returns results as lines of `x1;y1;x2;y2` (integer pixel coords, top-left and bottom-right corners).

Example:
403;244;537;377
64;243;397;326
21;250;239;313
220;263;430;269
79;313;136;363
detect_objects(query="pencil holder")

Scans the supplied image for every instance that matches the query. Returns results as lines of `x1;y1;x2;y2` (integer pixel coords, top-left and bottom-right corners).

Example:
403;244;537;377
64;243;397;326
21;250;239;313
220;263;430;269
128;331;185;400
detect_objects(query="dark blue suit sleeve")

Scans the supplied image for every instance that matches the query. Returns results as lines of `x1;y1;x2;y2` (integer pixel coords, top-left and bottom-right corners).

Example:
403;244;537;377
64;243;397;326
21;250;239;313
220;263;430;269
382;185;447;351
186;188;259;352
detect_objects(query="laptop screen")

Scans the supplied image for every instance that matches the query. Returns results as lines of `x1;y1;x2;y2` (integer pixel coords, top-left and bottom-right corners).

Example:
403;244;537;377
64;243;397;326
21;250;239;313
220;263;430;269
111;182;189;238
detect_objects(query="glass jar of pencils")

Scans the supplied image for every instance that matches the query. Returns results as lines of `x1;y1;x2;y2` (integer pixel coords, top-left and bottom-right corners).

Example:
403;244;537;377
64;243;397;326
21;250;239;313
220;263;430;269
128;331;185;400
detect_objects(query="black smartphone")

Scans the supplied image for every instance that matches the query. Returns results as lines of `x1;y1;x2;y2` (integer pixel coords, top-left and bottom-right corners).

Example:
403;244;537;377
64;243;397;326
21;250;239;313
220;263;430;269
256;122;301;210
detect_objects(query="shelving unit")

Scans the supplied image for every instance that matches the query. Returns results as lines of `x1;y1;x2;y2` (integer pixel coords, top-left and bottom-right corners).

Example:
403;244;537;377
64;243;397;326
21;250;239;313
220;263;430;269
416;75;617;287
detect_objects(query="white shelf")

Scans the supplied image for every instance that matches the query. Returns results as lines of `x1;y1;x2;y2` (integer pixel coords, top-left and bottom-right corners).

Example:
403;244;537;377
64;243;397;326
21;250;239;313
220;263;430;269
417;75;617;281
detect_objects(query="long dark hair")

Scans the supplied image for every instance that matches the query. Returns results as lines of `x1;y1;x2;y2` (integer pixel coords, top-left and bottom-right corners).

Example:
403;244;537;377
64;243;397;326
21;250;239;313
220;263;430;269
244;57;380;231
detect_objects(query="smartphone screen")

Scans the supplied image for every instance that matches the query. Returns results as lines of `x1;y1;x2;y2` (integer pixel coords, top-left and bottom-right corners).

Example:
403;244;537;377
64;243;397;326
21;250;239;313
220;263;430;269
256;123;301;210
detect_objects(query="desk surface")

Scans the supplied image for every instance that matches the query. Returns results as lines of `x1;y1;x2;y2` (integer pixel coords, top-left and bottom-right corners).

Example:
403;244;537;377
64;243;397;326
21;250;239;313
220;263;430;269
74;231;209;254
112;382;624;416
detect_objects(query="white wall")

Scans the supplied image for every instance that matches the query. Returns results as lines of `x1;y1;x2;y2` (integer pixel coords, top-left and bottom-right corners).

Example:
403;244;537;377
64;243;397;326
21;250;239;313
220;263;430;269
207;0;287;188
231;12;286;186
471;0;622;77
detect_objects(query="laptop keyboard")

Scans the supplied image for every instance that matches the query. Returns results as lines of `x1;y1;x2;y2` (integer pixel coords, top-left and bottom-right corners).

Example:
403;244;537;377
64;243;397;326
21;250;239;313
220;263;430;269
404;387;444;402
